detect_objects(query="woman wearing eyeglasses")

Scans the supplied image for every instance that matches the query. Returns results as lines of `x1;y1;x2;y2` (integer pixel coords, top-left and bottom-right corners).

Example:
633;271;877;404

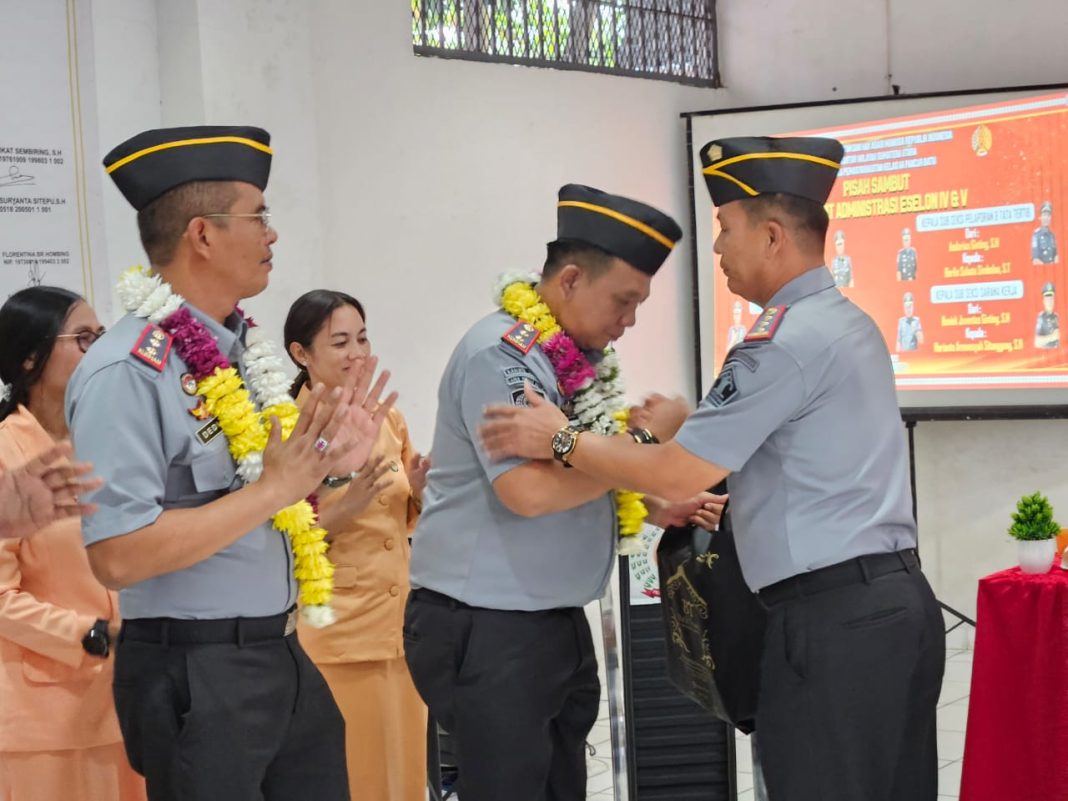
0;287;145;801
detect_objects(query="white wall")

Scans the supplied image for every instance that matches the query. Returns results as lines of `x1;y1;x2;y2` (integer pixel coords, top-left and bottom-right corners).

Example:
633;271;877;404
87;0;1068;623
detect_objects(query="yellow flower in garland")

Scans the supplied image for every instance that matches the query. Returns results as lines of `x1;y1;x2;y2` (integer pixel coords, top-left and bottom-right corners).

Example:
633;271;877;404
498;277;648;553
194;366;336;615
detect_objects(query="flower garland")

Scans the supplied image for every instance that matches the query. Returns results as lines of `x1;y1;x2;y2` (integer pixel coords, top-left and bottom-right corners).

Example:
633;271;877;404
117;266;335;627
495;273;648;554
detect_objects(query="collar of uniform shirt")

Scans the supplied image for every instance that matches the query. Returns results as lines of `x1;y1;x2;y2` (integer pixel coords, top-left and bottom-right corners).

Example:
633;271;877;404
766;265;836;308
184;303;248;363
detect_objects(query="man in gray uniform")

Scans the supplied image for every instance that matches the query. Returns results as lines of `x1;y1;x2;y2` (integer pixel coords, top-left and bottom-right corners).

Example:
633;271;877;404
1032;200;1058;265
831;228;853;287
406;184;693;801
66;126;392;801
897;291;923;352
481;137;944;801
897;227;918;281
1034;281;1060;349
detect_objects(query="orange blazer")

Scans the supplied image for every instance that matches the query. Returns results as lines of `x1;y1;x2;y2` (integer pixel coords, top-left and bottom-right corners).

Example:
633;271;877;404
0;406;122;752
298;405;419;664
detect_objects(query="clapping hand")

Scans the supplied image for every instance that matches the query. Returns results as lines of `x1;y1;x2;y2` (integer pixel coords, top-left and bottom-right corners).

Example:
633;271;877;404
0;441;103;538
328;355;398;475
407;451;431;500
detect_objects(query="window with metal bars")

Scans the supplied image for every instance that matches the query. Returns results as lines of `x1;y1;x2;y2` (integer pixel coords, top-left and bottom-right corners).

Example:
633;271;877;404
411;1;720;88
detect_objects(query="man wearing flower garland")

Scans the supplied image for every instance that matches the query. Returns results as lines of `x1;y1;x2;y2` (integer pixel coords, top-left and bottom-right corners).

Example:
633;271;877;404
481;140;945;801
66;126;392;801
405;184;723;801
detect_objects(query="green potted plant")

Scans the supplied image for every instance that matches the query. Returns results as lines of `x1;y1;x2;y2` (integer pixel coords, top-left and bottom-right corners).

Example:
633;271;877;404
1008;491;1060;573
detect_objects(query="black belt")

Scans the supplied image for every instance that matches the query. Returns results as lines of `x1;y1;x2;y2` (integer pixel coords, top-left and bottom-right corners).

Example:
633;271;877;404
757;549;919;608
409;588;574;615
409;587;478;610
120;606;297;646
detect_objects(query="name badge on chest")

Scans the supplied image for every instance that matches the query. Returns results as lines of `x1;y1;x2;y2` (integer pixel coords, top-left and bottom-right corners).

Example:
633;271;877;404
196;418;223;445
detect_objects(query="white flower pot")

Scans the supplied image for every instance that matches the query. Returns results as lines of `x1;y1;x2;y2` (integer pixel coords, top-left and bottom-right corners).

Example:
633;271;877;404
1018;539;1056;574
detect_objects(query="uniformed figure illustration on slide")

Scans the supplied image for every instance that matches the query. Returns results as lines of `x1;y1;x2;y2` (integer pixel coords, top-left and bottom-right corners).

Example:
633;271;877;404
1032;201;1058;265
896;291;923;352
725;300;747;350
896;227;918;281
830;229;854;288
1034;281;1060;349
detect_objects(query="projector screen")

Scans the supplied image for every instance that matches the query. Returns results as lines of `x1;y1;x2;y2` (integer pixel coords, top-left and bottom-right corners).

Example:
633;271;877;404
685;85;1068;418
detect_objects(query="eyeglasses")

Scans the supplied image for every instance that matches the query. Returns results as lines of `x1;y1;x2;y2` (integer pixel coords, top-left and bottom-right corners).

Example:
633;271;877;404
56;328;106;354
199;211;273;231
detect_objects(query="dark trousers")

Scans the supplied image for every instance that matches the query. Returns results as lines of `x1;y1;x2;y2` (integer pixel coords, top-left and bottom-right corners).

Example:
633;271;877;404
757;559;945;801
404;590;600;801
113;621;349;801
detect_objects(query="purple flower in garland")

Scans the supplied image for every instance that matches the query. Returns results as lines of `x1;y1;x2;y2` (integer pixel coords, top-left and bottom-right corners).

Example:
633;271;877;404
541;332;596;398
160;308;230;380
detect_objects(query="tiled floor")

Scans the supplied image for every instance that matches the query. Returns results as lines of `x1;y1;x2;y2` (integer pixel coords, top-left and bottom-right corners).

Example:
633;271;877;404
733;647;973;801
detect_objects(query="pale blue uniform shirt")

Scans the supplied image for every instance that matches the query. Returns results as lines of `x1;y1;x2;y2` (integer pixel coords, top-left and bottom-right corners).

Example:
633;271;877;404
675;267;916;591
66;306;297;620
409;310;616;610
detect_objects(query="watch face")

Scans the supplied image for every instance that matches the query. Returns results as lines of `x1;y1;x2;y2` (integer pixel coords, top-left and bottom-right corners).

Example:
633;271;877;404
552;429;575;456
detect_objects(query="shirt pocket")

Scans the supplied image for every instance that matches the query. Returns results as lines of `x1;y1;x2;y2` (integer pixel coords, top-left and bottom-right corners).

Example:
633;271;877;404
22;649;101;685
333;564;359;589
189;444;236;494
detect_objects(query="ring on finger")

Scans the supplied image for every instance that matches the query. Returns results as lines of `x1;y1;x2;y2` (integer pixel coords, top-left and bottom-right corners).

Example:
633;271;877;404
313;437;330;454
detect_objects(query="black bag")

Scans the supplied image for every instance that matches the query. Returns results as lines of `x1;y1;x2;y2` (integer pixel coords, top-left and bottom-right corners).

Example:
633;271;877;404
656;494;767;733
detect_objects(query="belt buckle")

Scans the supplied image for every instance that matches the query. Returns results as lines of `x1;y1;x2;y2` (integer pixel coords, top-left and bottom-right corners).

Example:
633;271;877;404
284;609;297;636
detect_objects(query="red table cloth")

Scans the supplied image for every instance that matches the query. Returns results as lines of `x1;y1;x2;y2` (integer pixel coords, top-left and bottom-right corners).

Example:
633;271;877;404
960;565;1068;801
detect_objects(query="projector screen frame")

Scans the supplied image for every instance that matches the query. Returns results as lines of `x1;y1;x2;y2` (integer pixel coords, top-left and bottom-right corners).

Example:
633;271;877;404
683;82;1068;422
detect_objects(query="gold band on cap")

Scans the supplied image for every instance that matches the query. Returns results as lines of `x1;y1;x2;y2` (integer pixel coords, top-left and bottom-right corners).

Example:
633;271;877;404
106;136;273;174
703;151;841;173
558;200;675;250
703;169;759;197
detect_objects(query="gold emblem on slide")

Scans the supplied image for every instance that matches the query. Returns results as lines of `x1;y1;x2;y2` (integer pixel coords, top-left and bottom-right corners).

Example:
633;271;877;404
705;143;723;162
971;124;993;157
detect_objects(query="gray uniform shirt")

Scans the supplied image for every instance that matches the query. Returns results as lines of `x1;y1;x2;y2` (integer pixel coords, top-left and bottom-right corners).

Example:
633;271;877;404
897;316;922;351
409;310;616;610
66;308;297;620
675;267;916;591
831;254;853;287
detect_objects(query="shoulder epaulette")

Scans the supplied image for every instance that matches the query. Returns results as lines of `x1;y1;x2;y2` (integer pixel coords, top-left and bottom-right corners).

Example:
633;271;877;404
501;321;539;354
129;323;173;371
744;305;789;343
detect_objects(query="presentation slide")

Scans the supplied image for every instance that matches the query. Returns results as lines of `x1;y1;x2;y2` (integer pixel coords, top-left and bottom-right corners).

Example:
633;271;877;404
687;87;1068;415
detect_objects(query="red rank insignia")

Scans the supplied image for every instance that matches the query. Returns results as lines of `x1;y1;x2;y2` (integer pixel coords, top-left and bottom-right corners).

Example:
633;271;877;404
744;305;789;342
501;321;539;354
130;324;173;371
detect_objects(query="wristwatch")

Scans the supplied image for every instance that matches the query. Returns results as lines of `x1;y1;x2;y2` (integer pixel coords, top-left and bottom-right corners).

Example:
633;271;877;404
551;426;582;467
628;427;659;445
82;618;110;658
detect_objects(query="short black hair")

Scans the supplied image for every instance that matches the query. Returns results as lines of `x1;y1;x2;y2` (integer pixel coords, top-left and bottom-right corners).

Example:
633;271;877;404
541;239;618;280
738;193;830;247
136;180;240;266
283;289;367;397
0;286;83;421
